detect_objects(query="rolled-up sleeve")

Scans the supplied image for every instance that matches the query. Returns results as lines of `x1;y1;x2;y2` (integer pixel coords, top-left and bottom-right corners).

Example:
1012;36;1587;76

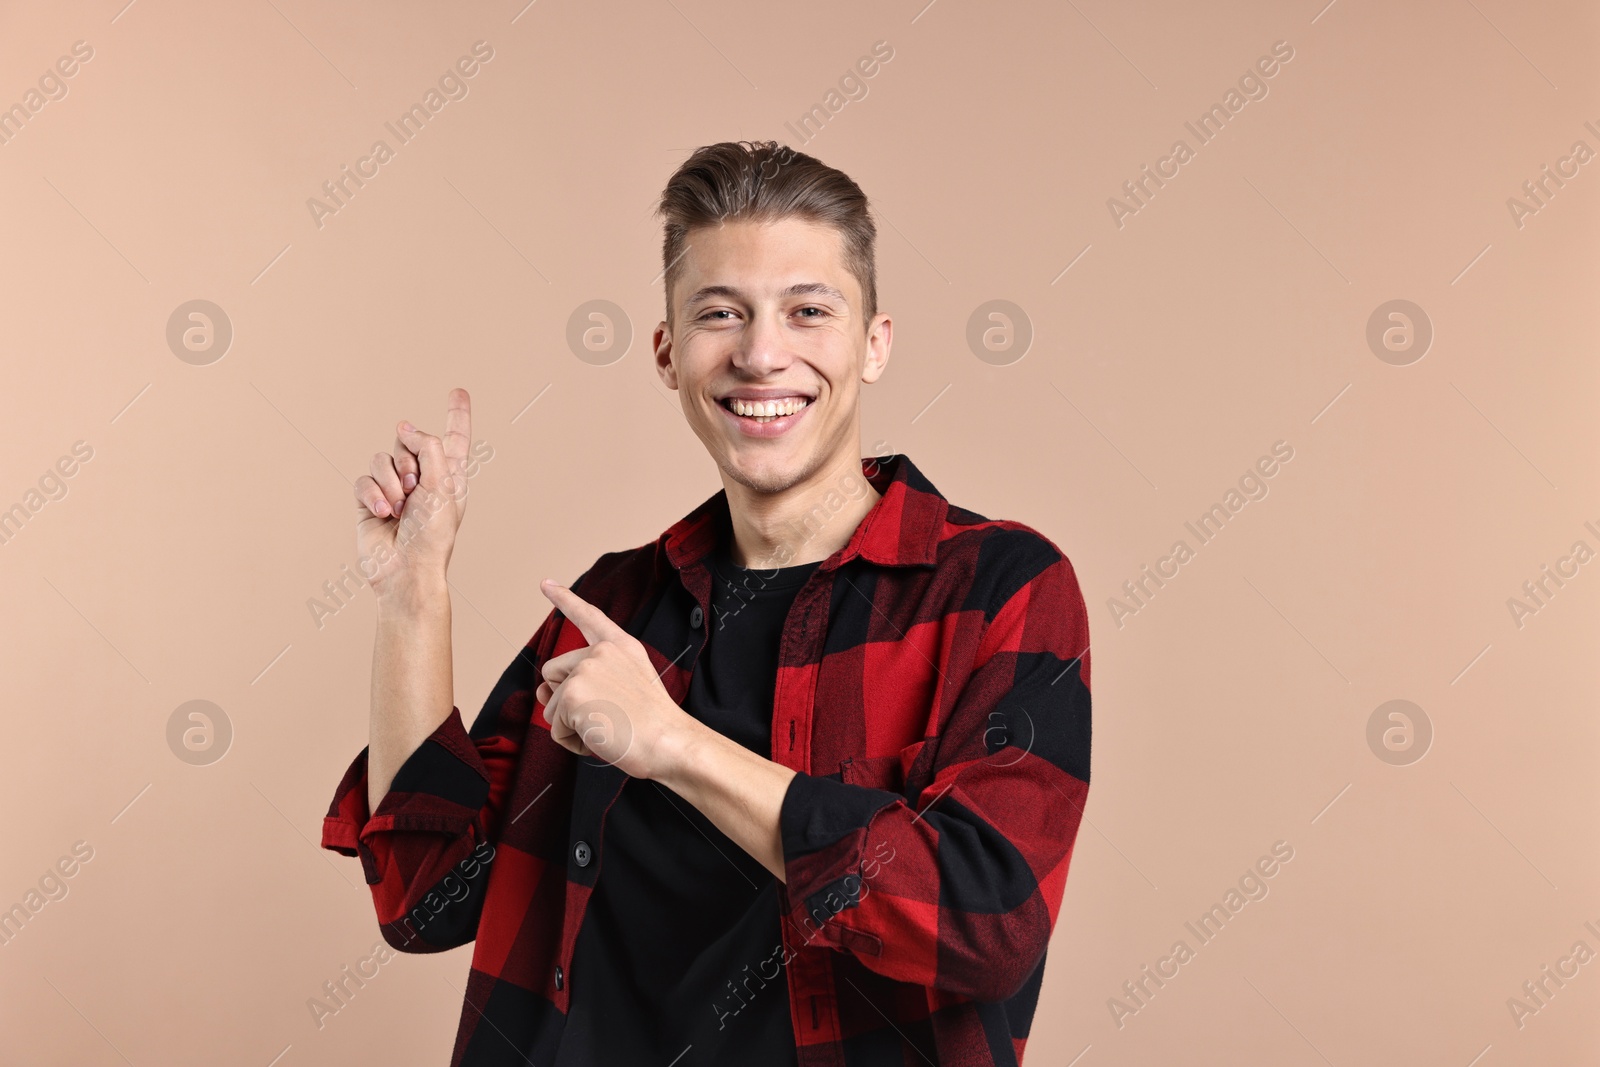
321;595;578;953
321;706;496;953
778;547;1092;1004
321;705;489;862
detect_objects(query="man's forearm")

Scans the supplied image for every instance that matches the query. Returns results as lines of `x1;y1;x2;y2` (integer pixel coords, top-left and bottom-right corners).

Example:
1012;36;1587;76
366;578;454;814
656;721;798;882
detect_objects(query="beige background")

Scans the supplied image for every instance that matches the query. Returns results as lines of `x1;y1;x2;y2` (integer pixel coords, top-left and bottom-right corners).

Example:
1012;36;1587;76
1;0;1596;1063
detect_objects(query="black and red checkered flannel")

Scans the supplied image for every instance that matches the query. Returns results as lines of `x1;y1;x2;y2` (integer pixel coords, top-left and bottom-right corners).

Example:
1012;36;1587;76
321;451;1092;1065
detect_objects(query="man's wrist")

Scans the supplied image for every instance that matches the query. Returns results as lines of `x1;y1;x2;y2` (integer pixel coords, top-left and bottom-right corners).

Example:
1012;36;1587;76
653;710;797;883
654;711;722;789
375;573;452;621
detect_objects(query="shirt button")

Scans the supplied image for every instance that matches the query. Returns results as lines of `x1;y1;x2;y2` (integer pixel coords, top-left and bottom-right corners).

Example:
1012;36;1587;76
690;605;703;629
554;965;564;990
573;840;591;866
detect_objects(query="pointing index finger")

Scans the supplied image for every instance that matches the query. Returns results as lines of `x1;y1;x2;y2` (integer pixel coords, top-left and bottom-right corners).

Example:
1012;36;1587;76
540;578;622;645
442;387;472;464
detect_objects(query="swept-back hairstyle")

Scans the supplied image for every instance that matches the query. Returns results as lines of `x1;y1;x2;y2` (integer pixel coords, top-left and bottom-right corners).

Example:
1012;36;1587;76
656;140;878;330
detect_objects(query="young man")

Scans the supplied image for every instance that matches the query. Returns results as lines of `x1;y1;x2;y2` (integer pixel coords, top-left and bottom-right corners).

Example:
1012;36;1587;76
322;140;1092;1066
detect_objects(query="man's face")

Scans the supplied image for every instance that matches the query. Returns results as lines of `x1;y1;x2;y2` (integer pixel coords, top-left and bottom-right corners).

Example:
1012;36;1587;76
654;216;891;495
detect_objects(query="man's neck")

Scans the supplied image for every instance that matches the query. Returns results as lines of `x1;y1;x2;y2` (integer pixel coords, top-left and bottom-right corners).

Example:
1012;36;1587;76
720;452;882;570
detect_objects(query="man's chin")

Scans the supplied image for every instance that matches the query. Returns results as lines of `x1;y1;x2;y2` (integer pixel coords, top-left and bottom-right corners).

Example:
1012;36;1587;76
720;446;812;496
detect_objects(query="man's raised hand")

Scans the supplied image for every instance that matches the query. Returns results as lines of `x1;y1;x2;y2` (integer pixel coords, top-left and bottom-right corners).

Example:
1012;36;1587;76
352;388;474;600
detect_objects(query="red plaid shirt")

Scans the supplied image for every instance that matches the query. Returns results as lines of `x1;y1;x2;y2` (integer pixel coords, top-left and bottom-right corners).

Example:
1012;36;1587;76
321;452;1092;1065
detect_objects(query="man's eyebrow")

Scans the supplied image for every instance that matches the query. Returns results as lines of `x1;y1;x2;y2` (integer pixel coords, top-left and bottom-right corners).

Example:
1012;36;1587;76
779;282;848;304
681;282;850;310
682;284;741;309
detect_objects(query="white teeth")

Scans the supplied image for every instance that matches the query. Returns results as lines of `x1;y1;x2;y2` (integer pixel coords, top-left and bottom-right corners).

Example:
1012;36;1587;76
728;397;809;418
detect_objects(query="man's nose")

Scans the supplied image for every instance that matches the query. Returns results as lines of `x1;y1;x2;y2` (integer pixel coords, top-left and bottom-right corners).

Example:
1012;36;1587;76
731;308;790;376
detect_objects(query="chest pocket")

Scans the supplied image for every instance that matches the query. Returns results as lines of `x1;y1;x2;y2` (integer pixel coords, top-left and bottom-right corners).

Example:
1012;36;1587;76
840;752;910;795
841;737;938;806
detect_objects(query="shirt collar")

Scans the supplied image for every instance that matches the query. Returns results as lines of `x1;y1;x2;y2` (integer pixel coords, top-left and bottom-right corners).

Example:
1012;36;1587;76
661;453;946;573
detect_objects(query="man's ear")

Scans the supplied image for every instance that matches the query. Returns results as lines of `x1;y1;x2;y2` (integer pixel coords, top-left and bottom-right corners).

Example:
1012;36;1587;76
653;320;678;390
862;311;892;385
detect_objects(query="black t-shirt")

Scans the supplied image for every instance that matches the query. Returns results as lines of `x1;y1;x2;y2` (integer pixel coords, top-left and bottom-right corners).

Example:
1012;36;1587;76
552;539;822;1065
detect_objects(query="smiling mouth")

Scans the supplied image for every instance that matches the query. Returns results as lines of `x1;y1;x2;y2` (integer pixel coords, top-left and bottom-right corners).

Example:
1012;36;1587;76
719;396;813;422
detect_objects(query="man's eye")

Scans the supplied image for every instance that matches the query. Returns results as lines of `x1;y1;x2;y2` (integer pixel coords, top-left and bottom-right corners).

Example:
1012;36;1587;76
700;309;735;321
795;306;827;319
